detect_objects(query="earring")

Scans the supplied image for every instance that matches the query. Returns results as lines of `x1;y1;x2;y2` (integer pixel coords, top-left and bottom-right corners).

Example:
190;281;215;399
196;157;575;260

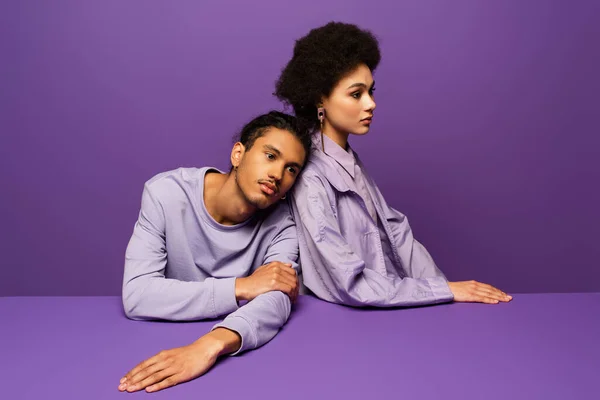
281;194;287;200
317;107;325;152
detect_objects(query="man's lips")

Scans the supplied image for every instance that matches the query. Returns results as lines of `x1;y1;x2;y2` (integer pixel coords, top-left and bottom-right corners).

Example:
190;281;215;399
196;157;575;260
259;181;278;196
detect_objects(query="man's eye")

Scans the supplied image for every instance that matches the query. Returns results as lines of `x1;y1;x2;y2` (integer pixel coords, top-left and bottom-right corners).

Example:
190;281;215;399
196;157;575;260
266;153;275;160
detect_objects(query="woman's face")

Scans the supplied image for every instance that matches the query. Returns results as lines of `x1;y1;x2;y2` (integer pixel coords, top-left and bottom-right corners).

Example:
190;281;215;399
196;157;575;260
321;63;376;138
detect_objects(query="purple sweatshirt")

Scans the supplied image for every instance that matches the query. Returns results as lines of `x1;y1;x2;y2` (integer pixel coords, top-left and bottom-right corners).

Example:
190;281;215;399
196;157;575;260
123;167;299;354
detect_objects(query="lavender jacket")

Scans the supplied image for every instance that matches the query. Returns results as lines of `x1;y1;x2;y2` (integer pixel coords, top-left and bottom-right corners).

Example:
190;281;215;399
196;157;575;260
290;134;454;307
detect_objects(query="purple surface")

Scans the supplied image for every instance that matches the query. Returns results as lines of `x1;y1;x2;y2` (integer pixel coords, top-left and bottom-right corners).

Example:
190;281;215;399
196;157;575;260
1;294;599;399
0;1;599;296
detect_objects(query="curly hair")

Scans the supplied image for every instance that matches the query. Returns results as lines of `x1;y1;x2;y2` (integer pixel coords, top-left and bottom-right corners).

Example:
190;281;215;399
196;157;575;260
274;22;381;132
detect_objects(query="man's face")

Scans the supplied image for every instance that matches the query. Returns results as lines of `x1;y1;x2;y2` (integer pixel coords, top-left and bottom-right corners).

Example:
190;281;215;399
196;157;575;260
232;128;306;210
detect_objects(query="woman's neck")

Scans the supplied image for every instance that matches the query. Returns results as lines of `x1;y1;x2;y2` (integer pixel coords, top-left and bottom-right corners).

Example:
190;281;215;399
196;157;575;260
322;122;350;149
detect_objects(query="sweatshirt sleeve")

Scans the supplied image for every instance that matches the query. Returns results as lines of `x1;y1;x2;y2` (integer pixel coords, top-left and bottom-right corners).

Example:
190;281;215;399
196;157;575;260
122;184;239;321
212;205;299;354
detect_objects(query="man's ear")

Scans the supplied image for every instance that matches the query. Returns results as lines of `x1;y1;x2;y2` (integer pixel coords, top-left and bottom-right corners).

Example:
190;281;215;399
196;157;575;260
230;142;245;168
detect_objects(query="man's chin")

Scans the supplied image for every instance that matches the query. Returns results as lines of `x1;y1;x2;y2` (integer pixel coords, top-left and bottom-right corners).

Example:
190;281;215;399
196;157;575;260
249;196;278;210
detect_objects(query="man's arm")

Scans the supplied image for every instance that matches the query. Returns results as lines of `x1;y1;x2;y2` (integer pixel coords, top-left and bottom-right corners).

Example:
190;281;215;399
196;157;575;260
212;205;300;354
118;265;298;394
118;327;241;393
118;205;300;393
122;183;239;320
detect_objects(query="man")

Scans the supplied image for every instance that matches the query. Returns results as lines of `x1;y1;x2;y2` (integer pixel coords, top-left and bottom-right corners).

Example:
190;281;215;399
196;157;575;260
117;111;310;393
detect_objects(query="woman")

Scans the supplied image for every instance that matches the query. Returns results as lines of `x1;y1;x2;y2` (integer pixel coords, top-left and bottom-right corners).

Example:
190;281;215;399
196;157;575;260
275;22;511;307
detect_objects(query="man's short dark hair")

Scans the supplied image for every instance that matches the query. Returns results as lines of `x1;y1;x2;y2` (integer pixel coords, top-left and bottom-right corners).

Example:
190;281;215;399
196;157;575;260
233;111;311;167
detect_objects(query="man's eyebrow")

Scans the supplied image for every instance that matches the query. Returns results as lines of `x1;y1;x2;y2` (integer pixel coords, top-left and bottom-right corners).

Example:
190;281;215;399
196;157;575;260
287;161;303;170
263;144;282;156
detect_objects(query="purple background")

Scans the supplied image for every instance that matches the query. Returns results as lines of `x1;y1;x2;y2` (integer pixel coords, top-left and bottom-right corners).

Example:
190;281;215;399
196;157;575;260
1;0;599;296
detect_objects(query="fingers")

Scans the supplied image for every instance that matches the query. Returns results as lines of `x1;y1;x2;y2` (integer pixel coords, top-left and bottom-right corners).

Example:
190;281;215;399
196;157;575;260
273;281;295;300
450;281;513;304
119;341;220;393
124;361;171;392
275;271;298;292
476;288;510;302
291;280;300;303
460;291;500;304
267;261;297;279
266;262;298;296
290;283;299;303
478;296;501;304
146;374;186;393
473;282;512;302
279;264;298;280
282;274;299;301
474;291;502;303
119;353;162;391
244;262;298;301
285;267;299;302
135;367;178;393
479;282;508;296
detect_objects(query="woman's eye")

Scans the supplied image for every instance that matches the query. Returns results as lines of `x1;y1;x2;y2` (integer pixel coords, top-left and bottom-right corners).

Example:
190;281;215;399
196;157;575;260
351;92;361;99
287;167;297;174
266;153;275;160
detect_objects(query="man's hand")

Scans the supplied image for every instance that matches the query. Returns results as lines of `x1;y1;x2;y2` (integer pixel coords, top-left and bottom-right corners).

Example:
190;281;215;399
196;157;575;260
118;328;241;393
235;261;298;302
448;280;513;304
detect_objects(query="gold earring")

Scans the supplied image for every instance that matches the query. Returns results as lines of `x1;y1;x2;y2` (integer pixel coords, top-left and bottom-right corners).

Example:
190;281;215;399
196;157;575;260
317;106;325;152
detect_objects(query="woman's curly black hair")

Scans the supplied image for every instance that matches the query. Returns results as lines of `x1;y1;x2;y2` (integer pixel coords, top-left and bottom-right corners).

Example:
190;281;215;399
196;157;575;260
275;22;381;132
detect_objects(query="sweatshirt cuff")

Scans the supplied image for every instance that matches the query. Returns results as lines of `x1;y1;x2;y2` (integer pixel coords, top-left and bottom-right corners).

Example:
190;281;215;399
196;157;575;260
210;277;239;318
427;277;454;303
212;316;256;355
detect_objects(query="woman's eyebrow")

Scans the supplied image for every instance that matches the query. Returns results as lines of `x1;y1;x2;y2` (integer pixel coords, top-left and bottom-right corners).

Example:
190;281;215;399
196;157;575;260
346;81;375;90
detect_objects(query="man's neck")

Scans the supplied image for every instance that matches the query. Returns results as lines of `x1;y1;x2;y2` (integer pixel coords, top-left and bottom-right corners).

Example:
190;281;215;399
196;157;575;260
203;171;257;226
